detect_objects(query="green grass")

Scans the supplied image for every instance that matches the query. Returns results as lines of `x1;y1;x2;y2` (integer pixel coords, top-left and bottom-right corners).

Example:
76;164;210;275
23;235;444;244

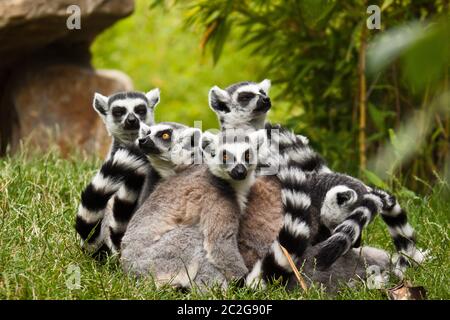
0;147;448;300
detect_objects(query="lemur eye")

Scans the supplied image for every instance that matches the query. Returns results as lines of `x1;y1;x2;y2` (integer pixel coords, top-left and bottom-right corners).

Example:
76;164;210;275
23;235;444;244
238;92;256;102
134;105;147;116
222;151;228;163
244;150;251;162
162;132;171;140
112;107;126;117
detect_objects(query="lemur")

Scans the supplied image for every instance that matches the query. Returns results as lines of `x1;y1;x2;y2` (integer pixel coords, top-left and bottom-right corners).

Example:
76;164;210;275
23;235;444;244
208;80;423;284
92;117;394;292
245;170;425;287
120;125;268;289
75;89;161;255
106;122;393;292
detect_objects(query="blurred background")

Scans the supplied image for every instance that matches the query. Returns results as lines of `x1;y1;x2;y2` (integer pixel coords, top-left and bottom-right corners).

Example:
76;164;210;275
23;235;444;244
0;0;448;193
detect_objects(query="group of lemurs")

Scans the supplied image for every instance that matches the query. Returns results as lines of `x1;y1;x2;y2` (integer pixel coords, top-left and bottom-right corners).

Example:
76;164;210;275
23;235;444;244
75;80;426;292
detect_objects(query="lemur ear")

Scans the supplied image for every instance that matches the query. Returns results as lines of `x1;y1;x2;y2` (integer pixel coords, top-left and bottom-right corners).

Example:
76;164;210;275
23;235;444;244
258;79;271;95
249;129;268;149
337;191;353;205
93;92;109;117
249;129;269;162
208;86;231;113
139;123;152;139
200;131;219;158
179;128;202;149
146;88;160;109
297;134;309;145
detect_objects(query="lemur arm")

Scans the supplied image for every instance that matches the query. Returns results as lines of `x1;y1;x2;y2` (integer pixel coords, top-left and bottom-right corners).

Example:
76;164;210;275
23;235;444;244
201;199;248;280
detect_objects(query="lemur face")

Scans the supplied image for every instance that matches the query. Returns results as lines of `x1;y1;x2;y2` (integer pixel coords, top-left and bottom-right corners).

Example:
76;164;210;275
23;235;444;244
208;80;272;129
93;89;160;143
320;185;359;229
201;129;267;181
138;122;202;168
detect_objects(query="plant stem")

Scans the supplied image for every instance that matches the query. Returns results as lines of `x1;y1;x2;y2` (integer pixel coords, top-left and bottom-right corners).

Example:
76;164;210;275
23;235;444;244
358;25;367;171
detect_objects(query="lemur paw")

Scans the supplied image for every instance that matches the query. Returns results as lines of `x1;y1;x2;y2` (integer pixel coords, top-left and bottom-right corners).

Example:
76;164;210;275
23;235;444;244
245;260;266;289
315;237;349;271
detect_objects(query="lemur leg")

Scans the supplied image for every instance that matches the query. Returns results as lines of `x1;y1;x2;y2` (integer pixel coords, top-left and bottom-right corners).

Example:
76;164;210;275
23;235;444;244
315;194;383;270
371;188;425;277
75;148;148;255
202;202;248;280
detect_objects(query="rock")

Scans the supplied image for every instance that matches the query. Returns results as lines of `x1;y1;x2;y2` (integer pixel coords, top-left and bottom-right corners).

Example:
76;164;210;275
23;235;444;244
0;0;134;67
0;0;135;156
8;65;133;157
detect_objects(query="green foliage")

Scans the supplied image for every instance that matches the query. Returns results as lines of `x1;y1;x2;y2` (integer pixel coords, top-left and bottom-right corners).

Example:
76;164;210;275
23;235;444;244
152;0;449;191
91;0;265;131
0;150;449;299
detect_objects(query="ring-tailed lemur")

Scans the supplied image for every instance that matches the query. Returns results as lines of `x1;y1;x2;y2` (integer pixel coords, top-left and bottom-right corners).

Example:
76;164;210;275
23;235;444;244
208;80;422;284
75;89;160;255
115;123;393;292
245;171;425;287
121;126;268;289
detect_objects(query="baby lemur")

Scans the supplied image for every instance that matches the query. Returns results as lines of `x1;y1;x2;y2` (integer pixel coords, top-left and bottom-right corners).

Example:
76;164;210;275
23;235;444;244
75;89;160;255
121;125;268;289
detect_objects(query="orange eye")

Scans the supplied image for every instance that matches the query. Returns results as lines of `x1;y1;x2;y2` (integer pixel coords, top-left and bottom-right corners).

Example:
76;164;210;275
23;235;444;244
162;133;170;140
222;153;228;162
245;151;250;161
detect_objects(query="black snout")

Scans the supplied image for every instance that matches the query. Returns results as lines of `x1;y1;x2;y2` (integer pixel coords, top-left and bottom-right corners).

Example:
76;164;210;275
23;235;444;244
138;136;160;154
253;96;272;113
229;164;247;180
138;136;150;147
124;114;139;130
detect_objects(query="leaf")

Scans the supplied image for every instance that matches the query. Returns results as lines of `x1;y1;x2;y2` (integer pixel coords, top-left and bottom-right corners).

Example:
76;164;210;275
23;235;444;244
387;281;427;300
298;0;336;29
381;0;394;11
363;169;388;189
366;22;426;75
207;17;231;64
401;18;450;91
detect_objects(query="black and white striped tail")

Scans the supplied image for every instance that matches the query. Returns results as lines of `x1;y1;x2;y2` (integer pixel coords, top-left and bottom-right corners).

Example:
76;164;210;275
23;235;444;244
246;125;329;287
371;188;424;277
107;167;147;253
75;146;149;256
315;188;423;277
315;193;383;270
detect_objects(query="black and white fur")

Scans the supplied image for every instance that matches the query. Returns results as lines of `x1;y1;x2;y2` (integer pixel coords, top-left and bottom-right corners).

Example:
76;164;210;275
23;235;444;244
208;80;423;285
75;89;160;255
246;171;423;287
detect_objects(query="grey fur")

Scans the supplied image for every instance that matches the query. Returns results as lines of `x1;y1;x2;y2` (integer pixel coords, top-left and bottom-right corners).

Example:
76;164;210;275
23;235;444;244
121;129;266;289
121;165;248;290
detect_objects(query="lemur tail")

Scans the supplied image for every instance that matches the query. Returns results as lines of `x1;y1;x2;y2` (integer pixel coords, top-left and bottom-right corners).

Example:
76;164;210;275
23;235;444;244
314;193;383;270
75;146;148;256
246;124;330;287
315;188;422;278
371;188;424;277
